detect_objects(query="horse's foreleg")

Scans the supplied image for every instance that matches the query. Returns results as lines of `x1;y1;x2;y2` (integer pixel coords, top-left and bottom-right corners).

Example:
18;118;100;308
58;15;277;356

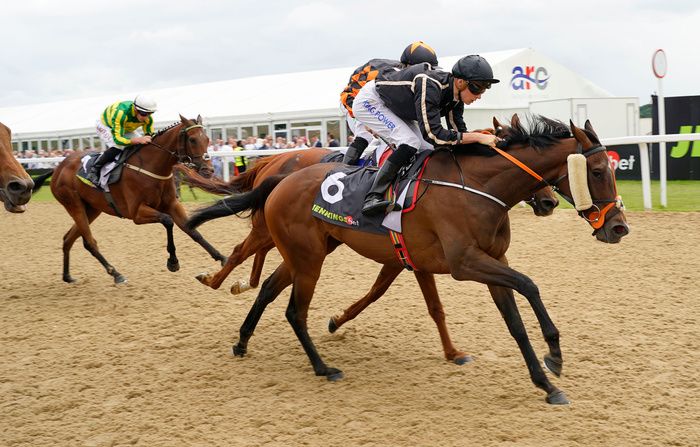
133;204;179;273
168;202;226;265
487;284;567;404
414;271;472;365
234;262;292;356
447;247;567;404
328;264;402;333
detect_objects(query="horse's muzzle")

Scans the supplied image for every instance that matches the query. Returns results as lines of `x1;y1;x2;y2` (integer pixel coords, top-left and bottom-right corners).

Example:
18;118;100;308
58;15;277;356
1;177;34;213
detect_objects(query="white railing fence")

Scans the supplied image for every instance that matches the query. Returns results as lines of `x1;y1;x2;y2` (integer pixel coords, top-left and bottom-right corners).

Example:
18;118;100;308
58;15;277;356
17;134;700;210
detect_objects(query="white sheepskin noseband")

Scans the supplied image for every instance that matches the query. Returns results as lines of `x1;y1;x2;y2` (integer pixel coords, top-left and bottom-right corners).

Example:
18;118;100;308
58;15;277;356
567;154;593;211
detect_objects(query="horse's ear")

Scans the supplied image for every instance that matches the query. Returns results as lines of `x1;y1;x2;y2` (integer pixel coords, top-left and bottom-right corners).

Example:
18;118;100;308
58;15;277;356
511;113;521;128
570;120;593;148
179;114;187;123
197;115;203;124
493;116;503;129
583;119;601;144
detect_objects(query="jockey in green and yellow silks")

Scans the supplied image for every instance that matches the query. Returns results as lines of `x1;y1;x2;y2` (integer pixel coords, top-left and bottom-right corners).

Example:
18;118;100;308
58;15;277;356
87;95;157;185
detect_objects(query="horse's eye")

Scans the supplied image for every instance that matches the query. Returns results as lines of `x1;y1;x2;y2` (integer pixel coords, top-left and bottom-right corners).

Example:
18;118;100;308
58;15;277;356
189;137;197;145
592;169;603;179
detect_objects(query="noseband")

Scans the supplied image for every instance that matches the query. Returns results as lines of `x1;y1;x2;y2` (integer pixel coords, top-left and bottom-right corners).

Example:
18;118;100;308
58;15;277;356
547;144;624;233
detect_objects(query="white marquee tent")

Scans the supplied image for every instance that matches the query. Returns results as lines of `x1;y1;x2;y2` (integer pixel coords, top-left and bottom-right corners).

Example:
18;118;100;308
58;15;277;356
1;47;637;147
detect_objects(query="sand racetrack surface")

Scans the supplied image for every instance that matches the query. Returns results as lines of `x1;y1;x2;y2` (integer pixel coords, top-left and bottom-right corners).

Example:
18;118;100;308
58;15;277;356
1;202;698;446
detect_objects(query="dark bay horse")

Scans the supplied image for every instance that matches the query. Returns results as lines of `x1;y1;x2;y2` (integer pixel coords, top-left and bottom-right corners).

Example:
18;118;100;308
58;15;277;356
191;117;629;405
32;115;226;284
0;122;34;213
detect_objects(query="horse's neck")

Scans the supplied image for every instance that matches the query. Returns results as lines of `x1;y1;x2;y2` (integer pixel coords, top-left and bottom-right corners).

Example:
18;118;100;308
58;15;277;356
450;140;575;207
134;132;179;175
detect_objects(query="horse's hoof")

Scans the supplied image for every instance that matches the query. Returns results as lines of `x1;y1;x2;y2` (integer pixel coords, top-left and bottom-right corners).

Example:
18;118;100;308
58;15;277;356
544;354;563;377
114;275;128;285
218;257;228;266
167;260;180;272
546;390;570;405
453;354;473;365
195;273;210;285
325;368;344;382
63;275;77;284
232;344;246;357
328;317;339;333
230;280;251;295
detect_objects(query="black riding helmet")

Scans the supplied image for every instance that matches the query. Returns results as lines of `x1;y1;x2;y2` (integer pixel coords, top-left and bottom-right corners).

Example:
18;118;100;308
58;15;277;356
400;41;439;68
452;55;500;83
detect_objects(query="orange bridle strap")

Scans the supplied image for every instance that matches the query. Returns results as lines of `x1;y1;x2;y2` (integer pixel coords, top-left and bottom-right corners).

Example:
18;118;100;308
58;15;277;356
491;146;544;182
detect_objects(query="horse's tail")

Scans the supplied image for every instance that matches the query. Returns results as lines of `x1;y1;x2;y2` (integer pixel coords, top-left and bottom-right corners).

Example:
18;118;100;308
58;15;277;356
175;156;276;195
186;174;287;230
32;170;54;193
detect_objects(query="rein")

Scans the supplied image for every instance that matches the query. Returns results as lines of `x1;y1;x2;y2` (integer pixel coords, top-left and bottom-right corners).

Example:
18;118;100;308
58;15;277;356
147;123;208;169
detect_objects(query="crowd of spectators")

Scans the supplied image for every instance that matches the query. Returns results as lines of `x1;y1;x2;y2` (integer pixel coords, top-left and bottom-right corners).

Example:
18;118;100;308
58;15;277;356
14;132;346;176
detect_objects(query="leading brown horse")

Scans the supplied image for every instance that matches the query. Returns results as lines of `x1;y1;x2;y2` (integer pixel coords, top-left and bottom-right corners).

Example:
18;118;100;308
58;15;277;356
183;118;559;365
191;117;629;405
183;115;558;295
0;122;34;213
32;115;226;284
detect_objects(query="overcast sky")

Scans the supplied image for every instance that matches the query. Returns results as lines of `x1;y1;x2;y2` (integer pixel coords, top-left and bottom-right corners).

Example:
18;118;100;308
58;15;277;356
1;0;698;108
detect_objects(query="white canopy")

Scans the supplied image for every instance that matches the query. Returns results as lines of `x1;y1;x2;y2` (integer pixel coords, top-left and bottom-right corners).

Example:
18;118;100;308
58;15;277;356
1;48;613;137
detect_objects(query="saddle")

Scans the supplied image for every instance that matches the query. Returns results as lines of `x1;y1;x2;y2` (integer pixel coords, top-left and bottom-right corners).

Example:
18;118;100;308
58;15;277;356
311;150;432;234
78;146;140;191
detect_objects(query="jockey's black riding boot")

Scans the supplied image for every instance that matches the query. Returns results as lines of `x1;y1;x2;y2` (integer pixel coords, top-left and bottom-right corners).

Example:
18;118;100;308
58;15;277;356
362;143;417;216
342;136;369;165
86;146;120;185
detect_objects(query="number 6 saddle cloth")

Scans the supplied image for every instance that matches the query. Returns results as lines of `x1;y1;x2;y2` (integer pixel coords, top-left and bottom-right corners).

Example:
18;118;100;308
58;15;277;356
311;150;432;235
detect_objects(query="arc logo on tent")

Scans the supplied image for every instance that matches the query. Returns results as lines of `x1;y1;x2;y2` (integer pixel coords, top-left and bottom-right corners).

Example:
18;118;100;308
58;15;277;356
511;65;550;90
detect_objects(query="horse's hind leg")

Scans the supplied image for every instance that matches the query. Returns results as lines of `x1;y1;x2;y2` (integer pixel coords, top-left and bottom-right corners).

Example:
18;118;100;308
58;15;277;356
286;266;343;381
62;225;81;283
328;264;402;332
233;262;292;356
414;271;471;365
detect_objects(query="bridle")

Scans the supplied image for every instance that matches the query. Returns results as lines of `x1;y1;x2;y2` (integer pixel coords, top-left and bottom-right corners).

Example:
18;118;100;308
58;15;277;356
491;141;624;234
148;123;210;169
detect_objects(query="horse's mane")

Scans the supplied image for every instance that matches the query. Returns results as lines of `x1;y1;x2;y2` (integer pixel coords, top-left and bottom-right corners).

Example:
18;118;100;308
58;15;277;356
503;115;571;150
152;121;182;138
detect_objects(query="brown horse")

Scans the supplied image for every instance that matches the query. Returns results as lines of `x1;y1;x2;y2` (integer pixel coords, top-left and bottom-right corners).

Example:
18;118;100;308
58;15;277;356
32;115;226;284
183;115;558;295
0;122;34;213
191;117;629;405
183;120;558;365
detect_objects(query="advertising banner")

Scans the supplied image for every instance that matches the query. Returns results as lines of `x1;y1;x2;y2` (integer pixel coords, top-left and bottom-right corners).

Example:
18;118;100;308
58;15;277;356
652;95;700;180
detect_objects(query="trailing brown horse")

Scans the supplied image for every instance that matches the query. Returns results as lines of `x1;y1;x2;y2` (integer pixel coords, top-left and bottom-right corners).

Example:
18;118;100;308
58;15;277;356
32;115;226;284
191;117;629;405
0;122;34;213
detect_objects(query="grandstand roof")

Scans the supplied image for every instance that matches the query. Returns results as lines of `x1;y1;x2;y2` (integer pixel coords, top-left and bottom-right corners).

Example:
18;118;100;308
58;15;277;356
1;48;612;137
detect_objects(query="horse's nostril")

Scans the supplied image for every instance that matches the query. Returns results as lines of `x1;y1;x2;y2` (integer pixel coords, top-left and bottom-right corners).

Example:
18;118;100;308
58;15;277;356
8;180;30;193
613;224;629;236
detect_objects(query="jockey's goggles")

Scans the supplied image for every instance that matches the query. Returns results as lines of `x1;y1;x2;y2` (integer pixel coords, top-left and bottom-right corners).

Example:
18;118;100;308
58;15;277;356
467;80;492;95
136;109;153;116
